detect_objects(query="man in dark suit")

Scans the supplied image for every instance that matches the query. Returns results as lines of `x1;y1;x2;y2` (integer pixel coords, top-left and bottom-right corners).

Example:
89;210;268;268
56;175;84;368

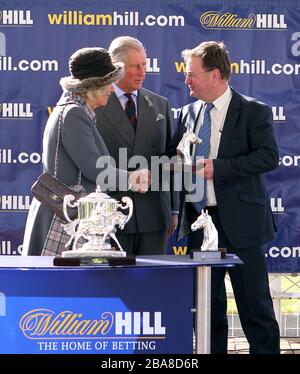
169;41;280;353
95;36;178;255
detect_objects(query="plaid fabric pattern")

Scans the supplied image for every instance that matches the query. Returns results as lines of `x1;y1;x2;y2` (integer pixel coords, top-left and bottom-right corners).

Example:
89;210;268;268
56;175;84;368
41;184;86;256
42;215;87;256
64;91;96;124
42;215;71;256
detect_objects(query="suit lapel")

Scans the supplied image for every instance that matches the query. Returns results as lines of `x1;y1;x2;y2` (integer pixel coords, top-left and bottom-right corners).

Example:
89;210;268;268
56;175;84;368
133;89;157;154
217;89;242;157
101;93;135;148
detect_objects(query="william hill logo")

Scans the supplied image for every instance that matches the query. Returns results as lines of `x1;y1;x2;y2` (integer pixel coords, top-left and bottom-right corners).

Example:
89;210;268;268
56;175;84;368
200;11;287;30
0;103;32;118
19;309;166;339
0;195;31;210
0;10;33;25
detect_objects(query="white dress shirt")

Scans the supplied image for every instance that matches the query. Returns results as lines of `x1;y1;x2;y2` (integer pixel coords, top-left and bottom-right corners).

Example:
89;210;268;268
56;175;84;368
193;86;232;206
113;84;138;115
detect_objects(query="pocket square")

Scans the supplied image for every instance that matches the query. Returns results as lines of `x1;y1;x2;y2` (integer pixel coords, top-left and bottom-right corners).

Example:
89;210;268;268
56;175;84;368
156;113;165;122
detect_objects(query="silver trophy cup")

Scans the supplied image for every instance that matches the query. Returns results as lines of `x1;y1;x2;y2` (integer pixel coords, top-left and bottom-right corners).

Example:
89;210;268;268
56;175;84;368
61;186;133;258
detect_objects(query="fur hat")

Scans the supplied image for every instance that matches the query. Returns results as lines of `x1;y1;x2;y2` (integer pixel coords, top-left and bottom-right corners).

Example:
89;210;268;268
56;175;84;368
60;47;124;92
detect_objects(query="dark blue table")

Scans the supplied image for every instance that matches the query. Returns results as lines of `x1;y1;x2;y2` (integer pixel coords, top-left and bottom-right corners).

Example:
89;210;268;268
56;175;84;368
0;254;242;354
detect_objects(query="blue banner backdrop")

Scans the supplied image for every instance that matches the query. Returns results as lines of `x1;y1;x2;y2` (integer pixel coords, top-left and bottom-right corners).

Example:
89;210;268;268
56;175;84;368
0;0;299;272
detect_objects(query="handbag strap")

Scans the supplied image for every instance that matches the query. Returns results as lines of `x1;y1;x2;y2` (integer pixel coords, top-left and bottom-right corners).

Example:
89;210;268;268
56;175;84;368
53;105;82;185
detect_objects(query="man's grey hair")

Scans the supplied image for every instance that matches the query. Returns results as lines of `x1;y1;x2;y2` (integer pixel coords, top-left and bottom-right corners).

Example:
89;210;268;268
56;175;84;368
108;36;146;63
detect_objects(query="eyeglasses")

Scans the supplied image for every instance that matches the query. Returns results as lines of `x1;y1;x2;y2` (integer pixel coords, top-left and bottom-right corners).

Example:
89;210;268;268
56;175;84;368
184;70;212;79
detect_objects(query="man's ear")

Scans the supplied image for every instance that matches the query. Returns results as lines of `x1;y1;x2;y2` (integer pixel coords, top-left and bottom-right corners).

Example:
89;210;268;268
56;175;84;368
212;68;221;80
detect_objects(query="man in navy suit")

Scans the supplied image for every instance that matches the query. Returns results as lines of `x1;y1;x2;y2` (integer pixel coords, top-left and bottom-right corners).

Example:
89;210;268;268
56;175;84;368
169;41;280;354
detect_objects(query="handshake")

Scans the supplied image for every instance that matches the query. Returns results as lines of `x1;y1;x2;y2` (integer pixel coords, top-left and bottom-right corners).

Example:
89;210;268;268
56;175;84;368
128;169;151;193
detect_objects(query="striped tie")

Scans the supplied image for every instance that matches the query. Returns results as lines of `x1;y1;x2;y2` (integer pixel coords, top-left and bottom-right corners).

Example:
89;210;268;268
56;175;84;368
124;93;137;131
192;102;214;212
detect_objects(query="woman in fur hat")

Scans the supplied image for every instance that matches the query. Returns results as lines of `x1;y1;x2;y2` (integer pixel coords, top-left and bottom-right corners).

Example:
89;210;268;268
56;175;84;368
22;47;150;256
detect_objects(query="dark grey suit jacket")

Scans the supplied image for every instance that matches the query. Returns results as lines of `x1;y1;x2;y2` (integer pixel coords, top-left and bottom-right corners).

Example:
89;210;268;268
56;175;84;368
95;88;175;234
169;88;279;248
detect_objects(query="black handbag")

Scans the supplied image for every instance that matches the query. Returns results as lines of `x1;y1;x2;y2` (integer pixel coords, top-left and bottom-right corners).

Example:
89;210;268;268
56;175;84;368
31;105;85;220
31;172;84;219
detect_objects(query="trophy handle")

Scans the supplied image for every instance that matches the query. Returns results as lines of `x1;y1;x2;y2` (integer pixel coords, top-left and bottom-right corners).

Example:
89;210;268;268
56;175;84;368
119;196;133;224
63;194;79;223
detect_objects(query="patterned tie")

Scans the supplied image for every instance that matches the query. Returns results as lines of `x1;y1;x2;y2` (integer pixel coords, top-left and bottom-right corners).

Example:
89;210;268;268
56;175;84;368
192;103;214;212
124;93;137;131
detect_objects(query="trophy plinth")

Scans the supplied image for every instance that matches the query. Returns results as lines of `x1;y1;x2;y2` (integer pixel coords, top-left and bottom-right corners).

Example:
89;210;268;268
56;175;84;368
62;248;126;258
61;186;133;258
190;248;227;260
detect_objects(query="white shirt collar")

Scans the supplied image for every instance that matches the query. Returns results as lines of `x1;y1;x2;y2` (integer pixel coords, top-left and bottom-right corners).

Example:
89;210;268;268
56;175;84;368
211;85;232;112
113;84;138;99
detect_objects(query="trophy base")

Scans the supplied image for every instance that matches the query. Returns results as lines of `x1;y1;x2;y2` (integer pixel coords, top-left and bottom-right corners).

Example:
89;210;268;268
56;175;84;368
62;249;126;258
190;248;227;260
53;255;136;267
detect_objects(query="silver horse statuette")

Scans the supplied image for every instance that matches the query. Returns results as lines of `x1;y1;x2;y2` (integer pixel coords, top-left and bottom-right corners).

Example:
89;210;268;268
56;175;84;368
176;129;202;165
191;209;218;251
